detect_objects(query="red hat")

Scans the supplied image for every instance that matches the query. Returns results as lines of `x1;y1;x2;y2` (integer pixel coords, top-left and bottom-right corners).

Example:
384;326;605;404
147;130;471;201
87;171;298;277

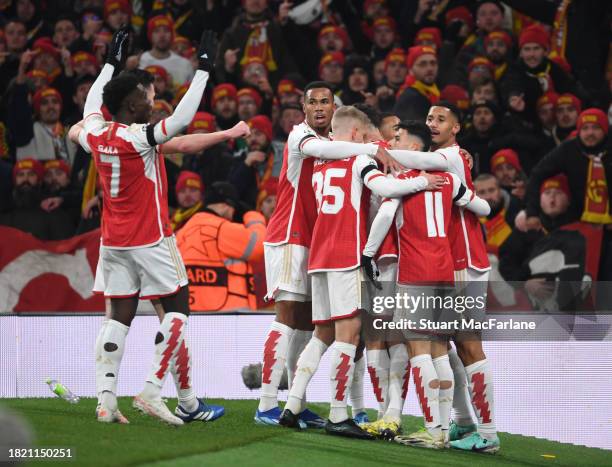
187;112;216;134
441;84;470;111
248;115;273;141
44;159;70;176
550;55;571;74
540;174;569;197
144;65;170;83
104;0;131;18
372;16;397;32
147;15;174;43
468;56;495;76
72;51;99;69
318;25;349;49
237;87;263;108
153;99;173;115
32;87;63;114
26;68;49;83
175;170;203;195
242;56;265;69
519;24;549;50
384;47;405;70
415;27;442;50
577;108;608;135
319;51;345;75
32;37;59;60
405;45;436;69
555;93;581;113
485;30;512;48
445;6;473;29
211;83;237;108
13;158;44;182
277;79;299;96
536;91;558;110
491;149;522;172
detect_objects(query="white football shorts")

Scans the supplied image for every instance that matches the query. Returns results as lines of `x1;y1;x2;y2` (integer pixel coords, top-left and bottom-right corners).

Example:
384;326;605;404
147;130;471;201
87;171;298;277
311;268;362;324
264;243;311;302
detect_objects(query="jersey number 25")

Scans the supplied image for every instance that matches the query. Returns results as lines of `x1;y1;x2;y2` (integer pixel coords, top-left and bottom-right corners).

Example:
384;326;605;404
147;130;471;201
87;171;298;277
312;168;346;215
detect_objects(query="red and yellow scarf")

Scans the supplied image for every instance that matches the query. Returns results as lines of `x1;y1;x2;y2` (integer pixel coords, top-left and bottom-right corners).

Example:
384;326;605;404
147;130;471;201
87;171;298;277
581;153;612;224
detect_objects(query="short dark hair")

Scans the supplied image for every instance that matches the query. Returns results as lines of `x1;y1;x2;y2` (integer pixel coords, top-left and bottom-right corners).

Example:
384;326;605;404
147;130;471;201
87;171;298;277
121;68;154;88
379;112;397;121
353;102;381;127
430;100;463;122
395;120;432;150
304;81;335;96
102;74;141;116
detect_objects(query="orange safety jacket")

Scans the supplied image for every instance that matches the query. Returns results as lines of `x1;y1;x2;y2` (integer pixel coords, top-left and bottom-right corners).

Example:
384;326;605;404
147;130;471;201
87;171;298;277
177;209;266;311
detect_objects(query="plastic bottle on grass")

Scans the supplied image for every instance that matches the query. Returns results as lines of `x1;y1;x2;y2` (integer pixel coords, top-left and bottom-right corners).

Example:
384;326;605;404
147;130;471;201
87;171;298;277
46;379;79;404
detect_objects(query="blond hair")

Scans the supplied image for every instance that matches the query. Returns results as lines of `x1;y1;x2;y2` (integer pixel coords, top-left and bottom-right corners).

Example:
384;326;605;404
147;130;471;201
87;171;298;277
331;105;371;134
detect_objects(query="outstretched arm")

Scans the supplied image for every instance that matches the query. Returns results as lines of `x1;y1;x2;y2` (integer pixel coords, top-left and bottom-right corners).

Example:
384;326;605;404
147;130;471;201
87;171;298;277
301;138;379;159
388;149;449;171
160;121;250;154
147;31;217;145
363;198;400;257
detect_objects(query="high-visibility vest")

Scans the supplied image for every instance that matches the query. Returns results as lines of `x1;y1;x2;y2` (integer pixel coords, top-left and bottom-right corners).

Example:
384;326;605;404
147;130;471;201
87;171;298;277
177;210;266;311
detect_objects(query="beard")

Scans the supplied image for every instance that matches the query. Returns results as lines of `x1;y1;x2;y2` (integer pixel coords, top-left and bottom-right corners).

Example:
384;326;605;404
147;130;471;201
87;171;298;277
13;183;42;209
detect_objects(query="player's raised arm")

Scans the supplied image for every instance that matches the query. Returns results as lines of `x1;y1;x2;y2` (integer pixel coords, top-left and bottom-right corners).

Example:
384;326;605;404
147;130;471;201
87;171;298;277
387;149;449;171
300;138;380;160
83;27;130;125
148;31;216;146
450;173;491;216
160;121;250;154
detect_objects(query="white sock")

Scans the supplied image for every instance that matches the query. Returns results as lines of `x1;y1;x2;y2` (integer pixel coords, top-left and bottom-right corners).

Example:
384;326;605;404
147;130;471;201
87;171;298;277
465;359;497;439
94;319;109;405
170;337;198;412
385;344;410;422
410;354;440;435
143;312;188;400
98;319;129;409
285;336;328;414
448;348;474;426
287;329;312;388
366;349;390;420
258;321;294;412
329;341;356;424
432;354;454;431
350;355;365;417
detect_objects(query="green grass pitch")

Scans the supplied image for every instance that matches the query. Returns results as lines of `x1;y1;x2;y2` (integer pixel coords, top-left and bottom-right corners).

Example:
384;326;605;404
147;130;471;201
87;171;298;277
2;398;609;467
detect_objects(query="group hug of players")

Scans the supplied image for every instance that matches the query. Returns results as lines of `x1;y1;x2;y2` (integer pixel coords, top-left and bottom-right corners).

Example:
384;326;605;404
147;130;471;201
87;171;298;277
255;82;499;453
72;27;497;454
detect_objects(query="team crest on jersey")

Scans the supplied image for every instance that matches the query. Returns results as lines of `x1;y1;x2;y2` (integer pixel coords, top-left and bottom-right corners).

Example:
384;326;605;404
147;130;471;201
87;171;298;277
97;145;118;154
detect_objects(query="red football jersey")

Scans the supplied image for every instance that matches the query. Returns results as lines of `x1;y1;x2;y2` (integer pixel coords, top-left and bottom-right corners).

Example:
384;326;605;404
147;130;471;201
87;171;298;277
308;155;377;272
80;118;172;249
265;122;322;248
436;144;490;271
395;170;471;285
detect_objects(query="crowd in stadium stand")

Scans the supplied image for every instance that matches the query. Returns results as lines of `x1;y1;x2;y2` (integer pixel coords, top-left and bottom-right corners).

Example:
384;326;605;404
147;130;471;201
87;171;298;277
0;0;611;287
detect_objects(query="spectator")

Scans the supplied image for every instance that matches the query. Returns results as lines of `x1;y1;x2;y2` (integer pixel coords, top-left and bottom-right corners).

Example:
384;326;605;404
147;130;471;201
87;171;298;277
273;103;304;150
237;87;263;123
536;91;558;134
490;149;526;199
211;83;239;130
139;15;194;89
71;51;99;79
318;52;344;89
7;76;77;162
441;84;470;112
150;99;173;125
257;176;278;221
229;115;276;209
551;93;581;145
376;48;406;112
524;108;611;239
52;15;80;49
318;25;349;54
467;56;495;90
276;79;301;106
103;0;131;33
474;173;515;256
215;0;297;87
144;65;173;102
0;20;28;94
171;170;204;232
460;100;503;175
339;54;374;106
483;29;512;81
501;24;580;125
240;56;275;100
370;16;397;61
0;158;75;240
393;45;438;121
40;159;81;225
470;76;498;106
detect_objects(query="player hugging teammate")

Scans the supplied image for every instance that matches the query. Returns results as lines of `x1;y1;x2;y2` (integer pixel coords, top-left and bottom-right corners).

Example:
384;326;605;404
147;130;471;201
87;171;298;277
258;80;500;453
